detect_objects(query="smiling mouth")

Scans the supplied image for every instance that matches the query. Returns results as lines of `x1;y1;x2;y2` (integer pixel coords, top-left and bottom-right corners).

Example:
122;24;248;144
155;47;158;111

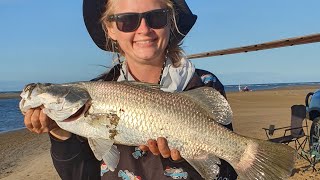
134;38;157;44
135;40;153;44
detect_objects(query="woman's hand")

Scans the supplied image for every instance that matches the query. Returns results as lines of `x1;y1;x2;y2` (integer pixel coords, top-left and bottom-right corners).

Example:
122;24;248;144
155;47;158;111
139;137;182;161
23;107;71;140
24;107;56;133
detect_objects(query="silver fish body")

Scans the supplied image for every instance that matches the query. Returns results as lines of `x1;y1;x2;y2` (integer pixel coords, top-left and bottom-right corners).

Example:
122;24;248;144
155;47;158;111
19;81;296;180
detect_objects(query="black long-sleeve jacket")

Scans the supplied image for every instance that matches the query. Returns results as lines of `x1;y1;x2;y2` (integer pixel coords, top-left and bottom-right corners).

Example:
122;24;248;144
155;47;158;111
50;65;238;180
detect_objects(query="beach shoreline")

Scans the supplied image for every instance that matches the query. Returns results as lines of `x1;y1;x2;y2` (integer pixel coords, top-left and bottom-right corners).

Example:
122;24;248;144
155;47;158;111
0;84;319;100
1;85;320;179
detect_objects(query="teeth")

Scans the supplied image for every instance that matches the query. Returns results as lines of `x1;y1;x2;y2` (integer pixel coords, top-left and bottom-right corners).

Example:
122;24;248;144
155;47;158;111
135;40;152;44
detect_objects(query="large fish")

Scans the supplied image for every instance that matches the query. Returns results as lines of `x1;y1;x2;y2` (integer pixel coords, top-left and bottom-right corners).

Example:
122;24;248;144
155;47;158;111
19;81;295;180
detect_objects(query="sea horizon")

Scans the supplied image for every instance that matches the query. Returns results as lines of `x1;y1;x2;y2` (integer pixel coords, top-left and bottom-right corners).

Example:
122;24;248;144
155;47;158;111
1;81;320;93
225;81;320;92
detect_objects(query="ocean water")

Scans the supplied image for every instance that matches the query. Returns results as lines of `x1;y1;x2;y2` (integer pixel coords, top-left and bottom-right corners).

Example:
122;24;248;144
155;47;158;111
225;82;320;92
0;98;25;133
0;82;320;133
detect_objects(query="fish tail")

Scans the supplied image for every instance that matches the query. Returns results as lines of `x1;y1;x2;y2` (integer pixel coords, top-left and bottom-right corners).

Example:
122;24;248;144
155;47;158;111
235;139;296;180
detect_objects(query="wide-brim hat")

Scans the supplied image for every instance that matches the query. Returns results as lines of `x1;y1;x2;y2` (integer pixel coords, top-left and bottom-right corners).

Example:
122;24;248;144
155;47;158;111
83;0;197;51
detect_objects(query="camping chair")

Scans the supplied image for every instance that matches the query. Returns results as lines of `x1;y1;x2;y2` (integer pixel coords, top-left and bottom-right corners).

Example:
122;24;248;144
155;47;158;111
262;105;309;155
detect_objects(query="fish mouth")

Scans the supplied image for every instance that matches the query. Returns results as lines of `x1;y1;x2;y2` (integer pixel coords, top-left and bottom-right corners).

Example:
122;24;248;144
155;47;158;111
63;102;91;122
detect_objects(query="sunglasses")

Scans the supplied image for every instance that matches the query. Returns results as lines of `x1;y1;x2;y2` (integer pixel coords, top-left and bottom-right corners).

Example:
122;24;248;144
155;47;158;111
108;9;170;32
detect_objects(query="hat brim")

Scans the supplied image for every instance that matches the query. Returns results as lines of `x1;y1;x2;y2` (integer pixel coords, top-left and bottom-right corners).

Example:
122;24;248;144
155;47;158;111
83;0;197;51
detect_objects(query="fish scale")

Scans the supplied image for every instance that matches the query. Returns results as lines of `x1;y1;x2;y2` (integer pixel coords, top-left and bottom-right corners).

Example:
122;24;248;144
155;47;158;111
90;82;214;146
82;82;277;167
19;81;296;180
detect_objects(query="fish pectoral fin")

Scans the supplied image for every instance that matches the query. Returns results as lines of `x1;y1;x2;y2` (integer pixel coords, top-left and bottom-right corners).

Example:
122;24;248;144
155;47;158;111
88;138;120;171
185;153;221;179
179;87;233;125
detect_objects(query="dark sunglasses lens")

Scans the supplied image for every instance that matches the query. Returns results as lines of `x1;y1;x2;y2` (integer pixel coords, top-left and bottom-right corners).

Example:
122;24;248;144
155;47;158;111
146;10;168;29
116;14;140;32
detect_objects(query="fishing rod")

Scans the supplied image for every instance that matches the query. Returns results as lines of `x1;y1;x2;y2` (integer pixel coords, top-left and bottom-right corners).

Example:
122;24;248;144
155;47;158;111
187;33;320;59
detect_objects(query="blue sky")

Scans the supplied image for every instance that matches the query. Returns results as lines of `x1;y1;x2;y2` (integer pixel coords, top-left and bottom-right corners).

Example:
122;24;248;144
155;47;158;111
0;0;319;91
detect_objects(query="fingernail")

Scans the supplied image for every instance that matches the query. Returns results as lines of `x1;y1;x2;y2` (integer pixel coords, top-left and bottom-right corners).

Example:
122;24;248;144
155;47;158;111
149;140;157;147
171;149;178;155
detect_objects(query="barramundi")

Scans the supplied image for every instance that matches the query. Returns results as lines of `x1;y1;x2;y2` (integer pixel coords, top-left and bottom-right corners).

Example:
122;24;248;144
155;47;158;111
19;81;296;180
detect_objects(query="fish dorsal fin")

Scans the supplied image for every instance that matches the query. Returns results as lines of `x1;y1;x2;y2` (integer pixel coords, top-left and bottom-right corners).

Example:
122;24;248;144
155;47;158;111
179;87;233;125
185;153;221;179
88;138;120;172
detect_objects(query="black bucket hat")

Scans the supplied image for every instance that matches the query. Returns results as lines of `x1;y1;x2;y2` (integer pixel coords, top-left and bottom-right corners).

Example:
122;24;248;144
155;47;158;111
83;0;197;51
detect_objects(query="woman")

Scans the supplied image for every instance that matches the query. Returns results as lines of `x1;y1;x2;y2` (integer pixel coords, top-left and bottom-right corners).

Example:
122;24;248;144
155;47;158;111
24;0;237;179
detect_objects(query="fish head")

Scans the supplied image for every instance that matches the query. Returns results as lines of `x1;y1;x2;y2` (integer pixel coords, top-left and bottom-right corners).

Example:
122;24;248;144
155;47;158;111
19;83;91;122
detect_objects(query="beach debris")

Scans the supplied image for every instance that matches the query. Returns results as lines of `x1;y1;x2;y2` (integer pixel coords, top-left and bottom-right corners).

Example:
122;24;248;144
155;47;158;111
19;81;296;180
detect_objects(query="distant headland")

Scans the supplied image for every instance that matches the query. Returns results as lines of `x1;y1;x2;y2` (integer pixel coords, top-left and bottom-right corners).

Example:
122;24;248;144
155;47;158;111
0;92;21;99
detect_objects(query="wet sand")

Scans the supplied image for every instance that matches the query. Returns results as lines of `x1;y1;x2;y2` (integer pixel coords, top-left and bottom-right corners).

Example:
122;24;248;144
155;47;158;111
1;85;320;179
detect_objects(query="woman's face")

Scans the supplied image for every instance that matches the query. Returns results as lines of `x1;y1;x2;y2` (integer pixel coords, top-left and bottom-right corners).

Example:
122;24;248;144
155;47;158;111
107;0;170;65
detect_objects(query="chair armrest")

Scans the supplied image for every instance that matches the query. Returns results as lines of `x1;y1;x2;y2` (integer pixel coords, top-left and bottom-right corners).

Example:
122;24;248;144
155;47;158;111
262;125;292;139
283;127;304;137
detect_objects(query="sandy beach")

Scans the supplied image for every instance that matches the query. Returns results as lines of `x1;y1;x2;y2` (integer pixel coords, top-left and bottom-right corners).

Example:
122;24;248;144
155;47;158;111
1;85;320;180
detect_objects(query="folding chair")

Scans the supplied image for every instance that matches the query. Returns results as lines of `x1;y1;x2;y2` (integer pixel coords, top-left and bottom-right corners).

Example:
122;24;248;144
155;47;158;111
262;105;309;155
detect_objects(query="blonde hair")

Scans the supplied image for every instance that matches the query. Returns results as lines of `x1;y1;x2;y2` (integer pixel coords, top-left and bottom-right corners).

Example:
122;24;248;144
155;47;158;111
100;0;185;67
